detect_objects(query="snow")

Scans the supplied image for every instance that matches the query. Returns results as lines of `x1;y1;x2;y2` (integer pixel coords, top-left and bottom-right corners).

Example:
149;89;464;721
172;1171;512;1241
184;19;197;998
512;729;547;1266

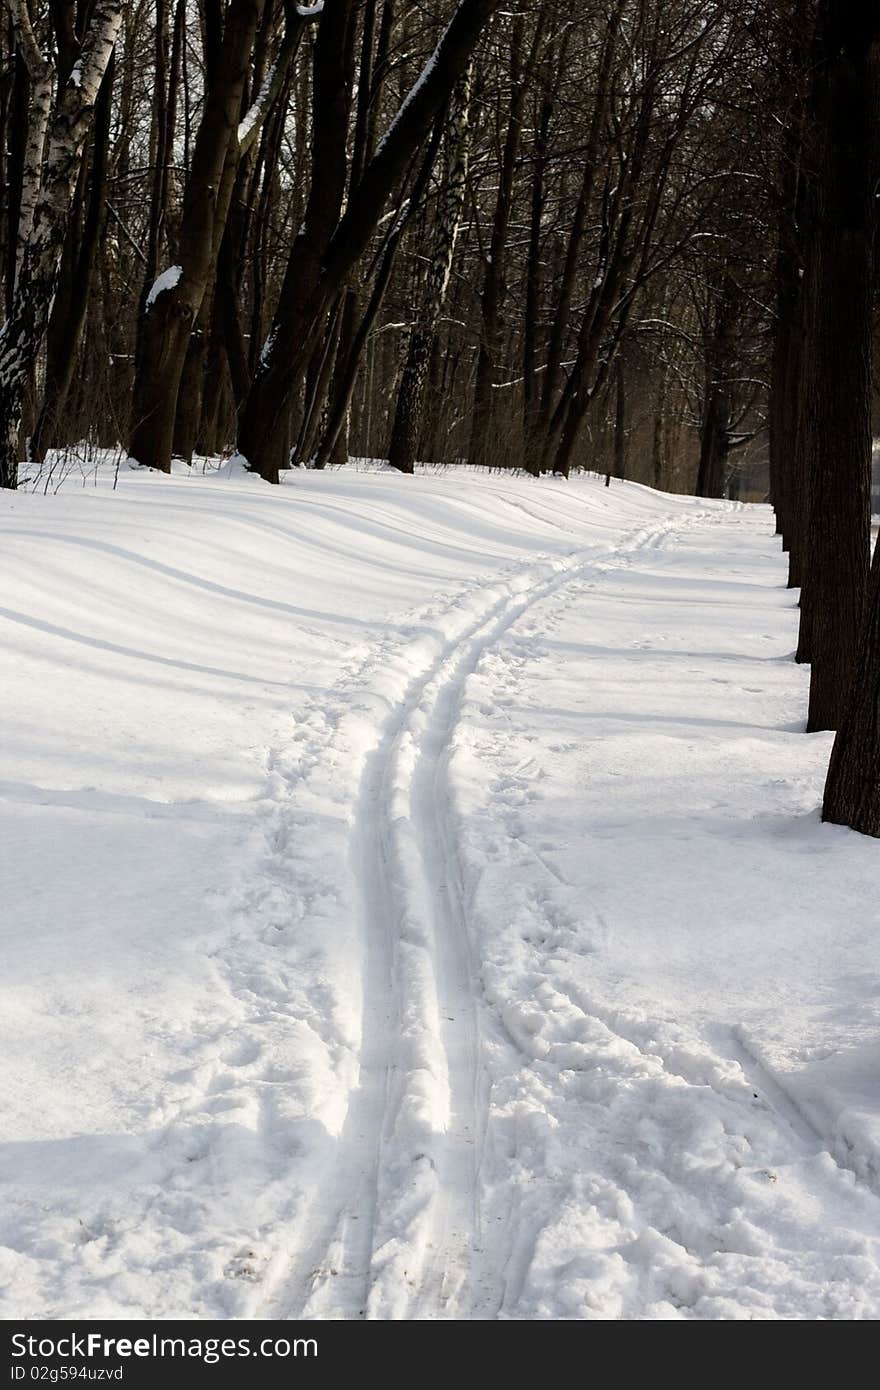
146;265;183;308
375;29;442;156
259;331;276;369
1;462;879;1320
238;64;277;147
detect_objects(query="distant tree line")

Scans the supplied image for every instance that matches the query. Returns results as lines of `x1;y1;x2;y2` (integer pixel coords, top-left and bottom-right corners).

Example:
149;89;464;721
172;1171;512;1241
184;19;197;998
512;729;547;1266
1;0;775;491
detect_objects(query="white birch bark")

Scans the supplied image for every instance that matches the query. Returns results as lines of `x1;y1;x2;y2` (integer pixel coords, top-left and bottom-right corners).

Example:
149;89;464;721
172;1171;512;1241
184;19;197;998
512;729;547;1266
5;0;53;291
0;0;122;487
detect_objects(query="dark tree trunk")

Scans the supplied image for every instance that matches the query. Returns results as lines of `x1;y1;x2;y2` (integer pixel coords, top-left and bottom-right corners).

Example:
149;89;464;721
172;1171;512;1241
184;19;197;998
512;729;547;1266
387;326;431;474
238;0;503;482
695;271;738;499
388;67;472;474
469;17;525;470
547;76;660;478
240;0;358;480
3;52;29;323
313;0;380;471
296;298;346;466
534;7;618;459
781;297;805;581
176;0;300;463
801;0;878;732
521;24;560;470
314;114;448;472
128;0;265;473
768;160;802;545
788;43;823;605
612;355;626;481
695;391;730;498
823;537;880;834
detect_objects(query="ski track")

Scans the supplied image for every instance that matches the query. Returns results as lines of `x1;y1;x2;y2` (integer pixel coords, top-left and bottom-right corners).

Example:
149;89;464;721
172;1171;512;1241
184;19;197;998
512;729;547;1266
445;507;880;1320
264;505;718;1320
10;473;880;1323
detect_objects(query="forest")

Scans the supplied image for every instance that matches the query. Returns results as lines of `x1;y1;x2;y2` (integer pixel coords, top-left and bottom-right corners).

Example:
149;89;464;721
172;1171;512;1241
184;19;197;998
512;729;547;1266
2;0;785;487
2;0;880;1330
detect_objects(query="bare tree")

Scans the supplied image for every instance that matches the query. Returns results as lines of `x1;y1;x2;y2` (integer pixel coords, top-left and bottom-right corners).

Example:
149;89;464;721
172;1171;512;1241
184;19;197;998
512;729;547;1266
237;0;506;483
127;0;287;473
388;64;473;473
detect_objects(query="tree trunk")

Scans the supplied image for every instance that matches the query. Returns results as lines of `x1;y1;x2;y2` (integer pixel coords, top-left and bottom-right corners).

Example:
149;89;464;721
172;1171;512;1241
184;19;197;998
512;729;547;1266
32;52;114;461
767;0;809;549
3;53;29;322
823;537;880;834
535;7;619;458
128;0;266;472
239;0;358;480
769;240;800;544
7;0;53;296
695;270;738;499
388;66;472;474
802;0;878;732
695;391;730;498
314;113;448;473
521;25;559;469
469;18;525;470
238;0;504;481
0;1;122;490
612;356;626;480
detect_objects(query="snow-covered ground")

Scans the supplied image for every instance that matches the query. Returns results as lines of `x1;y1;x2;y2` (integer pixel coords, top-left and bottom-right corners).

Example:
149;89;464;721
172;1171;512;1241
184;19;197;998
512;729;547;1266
2;461;879;1320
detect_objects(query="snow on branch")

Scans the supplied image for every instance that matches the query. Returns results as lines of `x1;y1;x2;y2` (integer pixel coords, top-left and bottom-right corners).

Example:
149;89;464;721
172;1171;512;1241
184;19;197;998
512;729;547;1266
146;265;183;309
237;2;314;153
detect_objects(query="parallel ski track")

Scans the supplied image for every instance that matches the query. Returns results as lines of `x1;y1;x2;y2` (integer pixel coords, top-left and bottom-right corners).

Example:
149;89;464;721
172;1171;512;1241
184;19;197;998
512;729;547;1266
270;507;715;1320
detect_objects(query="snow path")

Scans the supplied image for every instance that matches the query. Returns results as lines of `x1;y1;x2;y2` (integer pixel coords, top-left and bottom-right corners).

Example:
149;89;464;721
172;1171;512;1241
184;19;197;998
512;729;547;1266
261;507;746;1319
357;511;715;1319
258;507;708;1319
3;465;880;1320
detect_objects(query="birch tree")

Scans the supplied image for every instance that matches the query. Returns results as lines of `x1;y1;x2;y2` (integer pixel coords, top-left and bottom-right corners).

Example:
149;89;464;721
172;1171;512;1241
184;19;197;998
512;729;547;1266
0;0;122;489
